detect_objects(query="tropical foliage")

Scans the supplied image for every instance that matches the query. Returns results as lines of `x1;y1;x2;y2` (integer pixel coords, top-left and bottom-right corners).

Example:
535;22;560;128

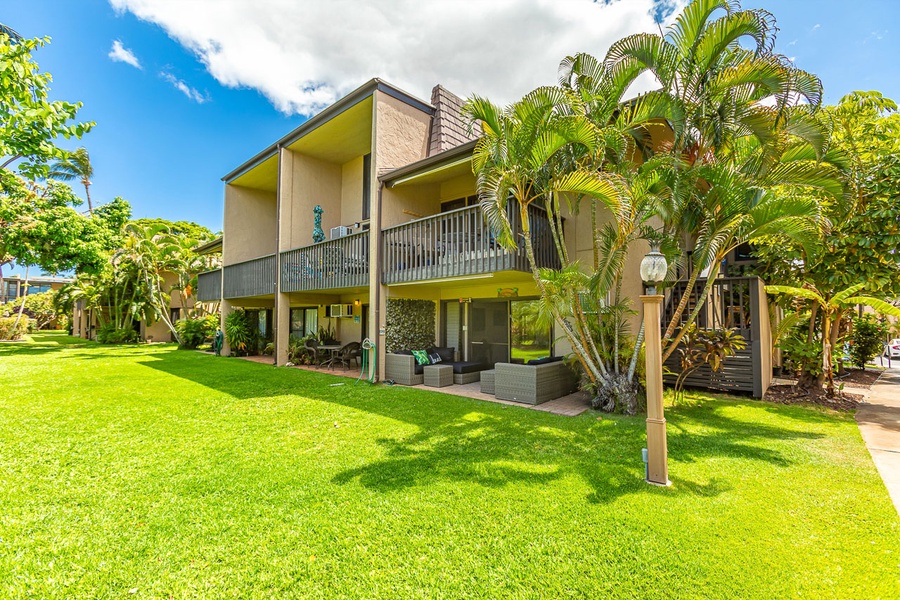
465;0;834;408
0;33;93;179
767;283;900;395
58;222;217;345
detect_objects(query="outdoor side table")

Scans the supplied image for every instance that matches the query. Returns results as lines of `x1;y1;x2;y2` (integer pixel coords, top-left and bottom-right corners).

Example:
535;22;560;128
424;365;453;388
480;369;496;394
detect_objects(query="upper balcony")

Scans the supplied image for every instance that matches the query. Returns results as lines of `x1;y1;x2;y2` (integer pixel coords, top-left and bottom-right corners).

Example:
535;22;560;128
382;204;560;285
281;230;370;292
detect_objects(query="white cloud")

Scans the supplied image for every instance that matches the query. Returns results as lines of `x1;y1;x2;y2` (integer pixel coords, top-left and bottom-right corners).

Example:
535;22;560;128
108;39;142;69
160;71;208;103
109;0;686;116
811;23;821;33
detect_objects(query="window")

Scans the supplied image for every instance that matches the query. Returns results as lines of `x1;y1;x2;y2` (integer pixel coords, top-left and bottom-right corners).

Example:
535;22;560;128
290;307;319;338
510;300;551;363
27;284;52;295
362;153;371;221
440;195;478;212
170;307;182;323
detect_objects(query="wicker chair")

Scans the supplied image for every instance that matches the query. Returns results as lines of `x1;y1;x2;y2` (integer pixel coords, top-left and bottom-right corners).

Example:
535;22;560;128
384;353;425;385
337;341;361;369
304;338;327;366
494;361;577;405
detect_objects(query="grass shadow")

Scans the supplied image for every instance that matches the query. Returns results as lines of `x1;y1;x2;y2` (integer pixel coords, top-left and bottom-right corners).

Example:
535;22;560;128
120;347;835;504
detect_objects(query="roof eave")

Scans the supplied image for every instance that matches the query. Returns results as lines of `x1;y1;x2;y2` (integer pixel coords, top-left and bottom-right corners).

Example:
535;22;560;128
222;79;435;184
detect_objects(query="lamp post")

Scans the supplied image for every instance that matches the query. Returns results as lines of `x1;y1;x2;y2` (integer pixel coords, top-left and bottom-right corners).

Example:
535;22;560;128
640;243;670;486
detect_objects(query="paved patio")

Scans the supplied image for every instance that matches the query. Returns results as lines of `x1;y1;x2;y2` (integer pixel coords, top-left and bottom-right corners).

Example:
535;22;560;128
235;356;592;417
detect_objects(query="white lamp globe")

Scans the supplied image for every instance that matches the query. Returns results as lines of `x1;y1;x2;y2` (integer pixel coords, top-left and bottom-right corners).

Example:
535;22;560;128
640;242;668;287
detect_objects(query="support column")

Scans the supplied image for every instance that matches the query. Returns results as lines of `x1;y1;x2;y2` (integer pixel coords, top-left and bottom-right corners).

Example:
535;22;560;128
642;294;669;486
220;299;234;356
276;292;290;365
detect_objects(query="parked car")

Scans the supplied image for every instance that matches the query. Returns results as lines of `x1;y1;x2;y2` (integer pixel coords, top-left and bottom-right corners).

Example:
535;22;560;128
884;339;900;358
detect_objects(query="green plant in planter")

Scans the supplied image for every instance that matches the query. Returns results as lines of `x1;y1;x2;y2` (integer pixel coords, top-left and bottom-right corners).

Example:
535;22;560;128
224;310;254;355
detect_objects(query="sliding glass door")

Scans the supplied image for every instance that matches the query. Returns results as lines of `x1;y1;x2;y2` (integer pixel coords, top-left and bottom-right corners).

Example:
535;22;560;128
468;300;509;366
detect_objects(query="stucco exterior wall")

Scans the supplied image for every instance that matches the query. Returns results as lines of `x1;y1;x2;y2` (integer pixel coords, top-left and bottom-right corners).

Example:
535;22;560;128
280;150;343;251
340;156;365;226
380;183;441;228
439;173;476;202
223;184;277;264
374;92;432;172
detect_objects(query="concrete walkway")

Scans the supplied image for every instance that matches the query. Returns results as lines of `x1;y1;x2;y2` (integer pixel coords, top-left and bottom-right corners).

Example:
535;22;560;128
856;368;900;515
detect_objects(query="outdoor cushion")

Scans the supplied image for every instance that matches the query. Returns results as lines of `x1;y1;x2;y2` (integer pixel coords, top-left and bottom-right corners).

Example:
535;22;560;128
428;352;442;364
412;350;430;365
527;356;562;366
414;363;425;375
452;361;485;374
396;349;413;356
431;347;455;363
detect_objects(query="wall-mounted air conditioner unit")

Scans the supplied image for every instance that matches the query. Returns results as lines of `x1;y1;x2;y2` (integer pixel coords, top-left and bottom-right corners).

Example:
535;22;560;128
330;225;353;240
327;303;354;318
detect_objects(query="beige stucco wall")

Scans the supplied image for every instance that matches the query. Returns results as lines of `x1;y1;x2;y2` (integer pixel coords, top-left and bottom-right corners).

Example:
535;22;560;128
223;184;277;264
380;183;441;228
439;173;476;202
340;156;365;226
374;92;431;172
280;150;343;251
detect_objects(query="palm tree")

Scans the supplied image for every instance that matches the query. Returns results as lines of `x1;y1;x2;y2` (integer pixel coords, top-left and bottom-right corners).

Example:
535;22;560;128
595;0;841;359
48;147;94;214
465;87;629;388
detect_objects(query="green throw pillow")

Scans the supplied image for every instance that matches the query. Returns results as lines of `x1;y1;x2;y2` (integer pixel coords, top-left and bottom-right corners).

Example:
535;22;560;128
411;349;430;365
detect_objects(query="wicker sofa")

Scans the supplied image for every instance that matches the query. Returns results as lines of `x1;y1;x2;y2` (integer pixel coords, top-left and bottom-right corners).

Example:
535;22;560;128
384;347;487;386
493;359;577;405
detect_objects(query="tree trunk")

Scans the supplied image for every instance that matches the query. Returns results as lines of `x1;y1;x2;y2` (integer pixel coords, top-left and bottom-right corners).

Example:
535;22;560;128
822;311;835;397
518;203;605;384
11;265;29;336
663;253;705;342
831;311;845;376
84;180;93;215
662;261;721;363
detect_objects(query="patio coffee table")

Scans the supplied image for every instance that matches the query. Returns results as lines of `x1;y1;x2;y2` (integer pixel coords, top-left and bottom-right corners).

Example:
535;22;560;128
424;365;453;388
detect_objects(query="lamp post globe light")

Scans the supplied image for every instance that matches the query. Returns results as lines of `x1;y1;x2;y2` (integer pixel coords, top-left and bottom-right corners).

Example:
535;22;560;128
640;242;670;486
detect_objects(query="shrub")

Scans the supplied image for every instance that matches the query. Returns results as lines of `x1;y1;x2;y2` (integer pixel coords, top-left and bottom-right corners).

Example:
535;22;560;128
224;309;255;355
96;323;138;344
385;298;435;352
175;314;218;349
0;316;30;340
1;291;63;330
849;315;890;370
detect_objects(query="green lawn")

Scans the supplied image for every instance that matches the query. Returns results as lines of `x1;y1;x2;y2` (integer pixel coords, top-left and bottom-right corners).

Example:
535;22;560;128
1;332;898;598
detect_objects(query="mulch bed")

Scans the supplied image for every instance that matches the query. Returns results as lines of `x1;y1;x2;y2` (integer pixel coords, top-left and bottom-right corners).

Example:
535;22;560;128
764;368;885;412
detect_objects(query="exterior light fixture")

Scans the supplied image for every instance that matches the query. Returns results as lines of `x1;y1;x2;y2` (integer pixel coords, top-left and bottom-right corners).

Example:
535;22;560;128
639;242;668;293
640;241;670;486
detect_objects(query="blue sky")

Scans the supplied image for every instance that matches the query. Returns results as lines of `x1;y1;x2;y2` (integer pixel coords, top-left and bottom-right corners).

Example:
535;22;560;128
4;0;899;262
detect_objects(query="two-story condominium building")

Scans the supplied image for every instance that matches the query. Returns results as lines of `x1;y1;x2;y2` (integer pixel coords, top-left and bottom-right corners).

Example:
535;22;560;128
199;78;772;396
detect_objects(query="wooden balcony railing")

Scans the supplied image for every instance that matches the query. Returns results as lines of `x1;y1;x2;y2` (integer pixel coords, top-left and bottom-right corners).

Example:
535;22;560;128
281;230;369;292
222;254;276;299
381;204;560;285
196;268;222;302
662;276;770;397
